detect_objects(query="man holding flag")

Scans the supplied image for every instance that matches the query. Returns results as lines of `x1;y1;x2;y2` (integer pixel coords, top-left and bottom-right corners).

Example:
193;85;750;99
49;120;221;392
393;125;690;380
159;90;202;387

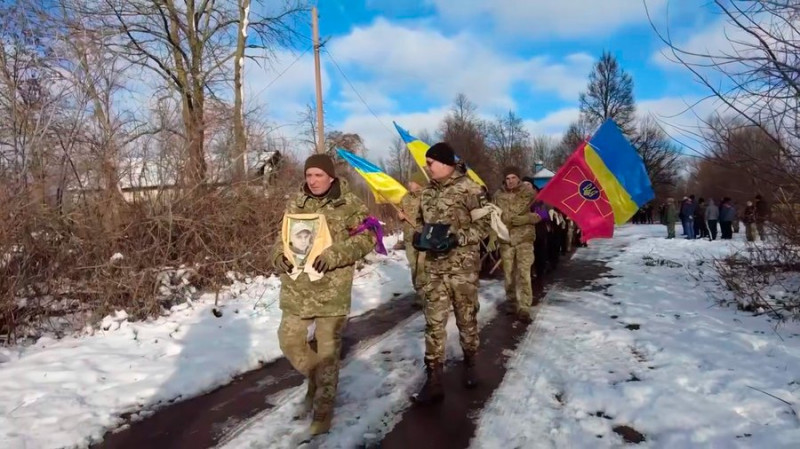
411;142;490;404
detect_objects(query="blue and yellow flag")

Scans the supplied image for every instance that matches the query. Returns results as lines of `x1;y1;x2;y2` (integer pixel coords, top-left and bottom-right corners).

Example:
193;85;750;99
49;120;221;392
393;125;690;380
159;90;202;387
336;148;408;205
537;119;654;239
393;122;486;187
588;119;655;212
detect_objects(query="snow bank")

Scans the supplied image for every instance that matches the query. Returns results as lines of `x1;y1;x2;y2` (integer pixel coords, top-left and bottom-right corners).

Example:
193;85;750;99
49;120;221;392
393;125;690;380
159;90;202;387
472;225;800;448
0;235;411;449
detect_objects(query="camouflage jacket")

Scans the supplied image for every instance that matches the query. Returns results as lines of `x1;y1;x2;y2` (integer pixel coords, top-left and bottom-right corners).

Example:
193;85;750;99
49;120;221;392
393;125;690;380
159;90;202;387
272;179;375;318
400;190;422;246
493;186;537;246
417;172;490;274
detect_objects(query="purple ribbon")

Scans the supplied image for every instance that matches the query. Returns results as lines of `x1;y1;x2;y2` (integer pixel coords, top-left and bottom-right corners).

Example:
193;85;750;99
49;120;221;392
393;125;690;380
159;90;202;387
349;216;387;255
531;203;550;222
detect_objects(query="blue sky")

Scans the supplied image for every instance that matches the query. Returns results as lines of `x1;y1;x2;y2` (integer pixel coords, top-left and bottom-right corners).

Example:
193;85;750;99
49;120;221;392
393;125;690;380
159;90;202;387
247;0;728;161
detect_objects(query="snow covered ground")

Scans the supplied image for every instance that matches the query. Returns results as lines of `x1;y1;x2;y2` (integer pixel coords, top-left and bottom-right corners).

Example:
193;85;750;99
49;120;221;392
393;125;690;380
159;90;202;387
218;279;507;449
473;225;800;448
0;235;412;449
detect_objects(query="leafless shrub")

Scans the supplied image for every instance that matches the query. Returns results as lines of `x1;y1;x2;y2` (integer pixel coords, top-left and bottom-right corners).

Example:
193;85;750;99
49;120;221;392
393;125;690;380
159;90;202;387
0;169;300;344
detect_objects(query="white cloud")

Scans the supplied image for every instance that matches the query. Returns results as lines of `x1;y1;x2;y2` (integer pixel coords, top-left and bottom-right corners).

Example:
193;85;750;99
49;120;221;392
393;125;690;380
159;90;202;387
243;48;330;122
525;54;594;100
430;0;668;38
335;107;449;163
328;19;519;111
524;107;581;138
327;18;591;112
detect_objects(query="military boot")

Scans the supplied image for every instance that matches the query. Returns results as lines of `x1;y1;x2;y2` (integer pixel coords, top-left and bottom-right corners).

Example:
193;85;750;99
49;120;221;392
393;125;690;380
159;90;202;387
517;308;533;324
309;410;332;436
463;353;479;389
411;363;444;404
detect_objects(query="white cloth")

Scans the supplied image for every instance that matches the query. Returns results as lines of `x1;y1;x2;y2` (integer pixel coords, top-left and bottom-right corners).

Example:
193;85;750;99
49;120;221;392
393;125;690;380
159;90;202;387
471;203;510;242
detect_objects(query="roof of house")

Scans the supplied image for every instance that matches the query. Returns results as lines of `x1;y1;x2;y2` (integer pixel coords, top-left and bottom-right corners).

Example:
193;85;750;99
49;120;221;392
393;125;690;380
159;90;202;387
533;168;556;179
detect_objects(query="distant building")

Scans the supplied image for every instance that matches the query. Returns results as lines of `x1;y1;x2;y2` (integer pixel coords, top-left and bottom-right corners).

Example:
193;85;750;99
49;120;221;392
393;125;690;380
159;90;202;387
532;161;555;189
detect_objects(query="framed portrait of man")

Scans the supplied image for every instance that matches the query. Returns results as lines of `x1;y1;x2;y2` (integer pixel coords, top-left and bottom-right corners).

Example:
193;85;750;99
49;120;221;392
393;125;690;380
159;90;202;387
281;213;332;281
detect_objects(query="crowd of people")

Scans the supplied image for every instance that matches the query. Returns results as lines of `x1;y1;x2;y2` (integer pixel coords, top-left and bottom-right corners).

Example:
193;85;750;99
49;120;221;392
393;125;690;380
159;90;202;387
269;144;584;437
656;194;771;241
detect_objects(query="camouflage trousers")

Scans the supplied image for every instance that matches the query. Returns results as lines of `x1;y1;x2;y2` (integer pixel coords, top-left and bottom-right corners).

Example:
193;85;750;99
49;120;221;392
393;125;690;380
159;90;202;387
278;313;347;417
499;243;534;312
405;243;428;305
422;271;480;366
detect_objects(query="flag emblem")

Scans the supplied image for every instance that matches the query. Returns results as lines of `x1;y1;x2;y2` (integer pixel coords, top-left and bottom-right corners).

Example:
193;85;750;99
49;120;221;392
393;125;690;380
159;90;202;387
579;180;601;201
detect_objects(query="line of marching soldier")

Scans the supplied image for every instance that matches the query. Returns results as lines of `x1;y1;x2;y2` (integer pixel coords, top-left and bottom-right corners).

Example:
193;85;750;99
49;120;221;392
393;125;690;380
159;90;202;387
270;145;581;438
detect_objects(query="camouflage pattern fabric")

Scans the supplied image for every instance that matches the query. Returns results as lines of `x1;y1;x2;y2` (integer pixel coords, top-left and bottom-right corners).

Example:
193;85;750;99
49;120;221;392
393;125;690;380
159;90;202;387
271;179;375;318
422;272;480;365
565;219;575;252
492;186;537;246
493;186;538;312
400;190;422;246
499;243;534;311
417;172;488;366
400;190;427;301
278;313;347;417
416;172;491;274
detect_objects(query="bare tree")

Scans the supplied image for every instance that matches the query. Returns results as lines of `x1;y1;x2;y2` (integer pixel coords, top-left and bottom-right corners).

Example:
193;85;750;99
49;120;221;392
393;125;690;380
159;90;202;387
486;110;532;172
0;1;68;203
578;51;636;134
79;0;304;187
531;135;560;172
553;118;592;167
384;136;416;184
439;93;496;188
632;116;682;197
649;0;800;318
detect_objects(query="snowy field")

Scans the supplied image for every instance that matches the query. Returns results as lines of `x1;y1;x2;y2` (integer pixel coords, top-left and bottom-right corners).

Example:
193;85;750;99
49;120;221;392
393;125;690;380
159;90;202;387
473;225;800;448
0;235;412;449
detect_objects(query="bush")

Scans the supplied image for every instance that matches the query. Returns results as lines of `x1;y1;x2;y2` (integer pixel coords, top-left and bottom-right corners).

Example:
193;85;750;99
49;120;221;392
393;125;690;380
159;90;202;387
0;181;293;344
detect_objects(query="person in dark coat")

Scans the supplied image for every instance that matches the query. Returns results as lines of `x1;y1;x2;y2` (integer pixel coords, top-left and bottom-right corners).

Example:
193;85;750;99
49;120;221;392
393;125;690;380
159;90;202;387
754;194;770;239
527;183;550;279
681;195;697;239
719;197;736;240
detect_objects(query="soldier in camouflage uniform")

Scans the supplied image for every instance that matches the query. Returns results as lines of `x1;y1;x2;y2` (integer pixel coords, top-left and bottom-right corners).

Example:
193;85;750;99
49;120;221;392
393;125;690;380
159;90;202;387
272;154;376;436
493;167;541;323
410;142;491;404
398;171;428;306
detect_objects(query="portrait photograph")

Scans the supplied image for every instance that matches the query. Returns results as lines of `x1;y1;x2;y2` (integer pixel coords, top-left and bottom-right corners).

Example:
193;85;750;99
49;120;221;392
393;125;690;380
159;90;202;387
281;213;332;281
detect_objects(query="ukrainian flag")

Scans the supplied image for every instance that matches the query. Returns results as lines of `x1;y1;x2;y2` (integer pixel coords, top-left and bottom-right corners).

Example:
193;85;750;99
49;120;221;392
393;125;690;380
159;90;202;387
537;119;654;240
588;119;655;208
336;148;408;205
393;122;486;188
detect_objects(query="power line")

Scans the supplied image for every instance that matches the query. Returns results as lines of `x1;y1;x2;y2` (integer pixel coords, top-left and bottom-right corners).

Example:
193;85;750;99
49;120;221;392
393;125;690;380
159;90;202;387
250;45;313;100
322;47;395;138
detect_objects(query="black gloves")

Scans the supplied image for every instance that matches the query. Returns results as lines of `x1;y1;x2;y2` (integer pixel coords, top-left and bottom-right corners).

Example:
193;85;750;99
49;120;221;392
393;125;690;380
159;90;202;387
432;233;459;253
275;255;293;273
312;251;334;273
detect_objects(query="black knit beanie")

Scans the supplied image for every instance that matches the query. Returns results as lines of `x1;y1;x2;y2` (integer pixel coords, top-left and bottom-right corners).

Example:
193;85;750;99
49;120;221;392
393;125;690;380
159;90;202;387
425;142;456;166
503;166;521;178
304;154;336;178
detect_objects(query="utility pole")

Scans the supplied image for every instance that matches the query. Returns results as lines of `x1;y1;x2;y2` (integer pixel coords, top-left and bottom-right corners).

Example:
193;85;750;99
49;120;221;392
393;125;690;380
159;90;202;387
312;6;324;154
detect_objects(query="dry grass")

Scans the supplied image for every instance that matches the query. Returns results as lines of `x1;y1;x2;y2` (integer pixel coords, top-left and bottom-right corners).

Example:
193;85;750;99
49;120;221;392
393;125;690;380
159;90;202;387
0;173;298;344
